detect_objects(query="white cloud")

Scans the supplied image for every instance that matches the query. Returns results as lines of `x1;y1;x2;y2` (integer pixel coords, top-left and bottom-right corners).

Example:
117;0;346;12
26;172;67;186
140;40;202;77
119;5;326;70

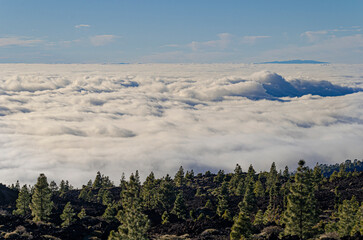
301;27;362;42
139;51;233;63
161;44;181;48
301;31;328;42
188;33;232;51
241;35;271;44
0;64;362;186
262;34;363;63
75;24;90;29
0;37;43;47
90;35;118;46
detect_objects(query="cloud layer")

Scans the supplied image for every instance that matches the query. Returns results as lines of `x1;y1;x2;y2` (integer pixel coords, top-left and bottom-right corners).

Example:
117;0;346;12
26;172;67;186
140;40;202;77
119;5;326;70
0;64;363;186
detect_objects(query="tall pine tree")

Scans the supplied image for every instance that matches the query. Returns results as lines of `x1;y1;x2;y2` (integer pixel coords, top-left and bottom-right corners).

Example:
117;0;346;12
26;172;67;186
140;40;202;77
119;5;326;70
109;172;149;240
30;174;54;222
13;184;31;216
60;202;76;227
283;160;317;240
216;181;229;217
336;196;360;237
172;191;187;220
174;166;185;187
230;208;252;240
142;172;158;209
157;174;176;210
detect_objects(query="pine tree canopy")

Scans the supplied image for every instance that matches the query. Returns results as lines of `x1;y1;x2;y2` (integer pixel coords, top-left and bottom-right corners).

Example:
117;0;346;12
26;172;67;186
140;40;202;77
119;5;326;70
60;202;76;227
109;171;150;240
283;160;318;240
230;208;252;240
29;173;54;222
13;184;31;216
172;191;187;220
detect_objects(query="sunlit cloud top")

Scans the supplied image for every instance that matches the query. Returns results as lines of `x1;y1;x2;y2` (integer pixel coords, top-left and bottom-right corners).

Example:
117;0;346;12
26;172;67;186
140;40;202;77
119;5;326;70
0;63;363;185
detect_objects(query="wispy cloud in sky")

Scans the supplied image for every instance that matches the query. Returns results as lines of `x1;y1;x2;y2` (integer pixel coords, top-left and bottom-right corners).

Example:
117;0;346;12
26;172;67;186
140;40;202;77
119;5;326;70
188;33;232;51
89;35;118;46
301;26;362;42
241;35;271;44
301;31;329;42
264;32;363;63
1;1;362;63
75;24;90;29
0;37;43;47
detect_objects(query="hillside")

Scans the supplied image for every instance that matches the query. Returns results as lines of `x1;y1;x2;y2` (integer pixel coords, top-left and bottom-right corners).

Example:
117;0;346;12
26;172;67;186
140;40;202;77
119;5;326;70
0;160;362;240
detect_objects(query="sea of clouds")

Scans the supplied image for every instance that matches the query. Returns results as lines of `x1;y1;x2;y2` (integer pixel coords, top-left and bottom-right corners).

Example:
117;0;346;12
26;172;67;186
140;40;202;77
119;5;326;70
0;63;363;186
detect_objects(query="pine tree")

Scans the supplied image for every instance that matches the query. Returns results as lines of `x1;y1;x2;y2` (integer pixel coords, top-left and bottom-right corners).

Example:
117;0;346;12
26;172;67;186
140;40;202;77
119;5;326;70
97;188;105;203
221;209;232;221
241;176;256;213
102;189;113;205
253;209;264;226
78;186;90;201
142;172;158;209
337;163;346;178
60;202;76;227
134;170;141;186
204;199;213;210
195;187;202;197
172;191;187;220
120;173;127;190
161;211;169;224
263;204;281;225
216;181;229;217
336;196;360;237
157;174;176;210
103;203;118;221
197;213;205;221
174;166;185;187
13;184;31;216
235;178;245;196
229;164;243;194
102;175;114;188
204;170;212;177
280;180;291;210
93;171;103;189
266;162;278;193
213;170;225;184
246;164;256;180
30;173;54;222
59;180;70;197
329;171;338;182
15;180;20;191
87;189;94;202
268;184;278;208
283;160;317;240
266;162;279;208
253;179;265;198
87;179;93;188
313;163;323;190
78;207;86;219
109;172;149;240
230;208;252;240
283;166;289;179
351;202;362;236
49;181;58;194
185;170;194;186
237;165;256;213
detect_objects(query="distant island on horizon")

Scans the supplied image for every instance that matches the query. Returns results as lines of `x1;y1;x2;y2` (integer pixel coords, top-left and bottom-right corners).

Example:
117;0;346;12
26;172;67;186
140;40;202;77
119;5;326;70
257;59;329;64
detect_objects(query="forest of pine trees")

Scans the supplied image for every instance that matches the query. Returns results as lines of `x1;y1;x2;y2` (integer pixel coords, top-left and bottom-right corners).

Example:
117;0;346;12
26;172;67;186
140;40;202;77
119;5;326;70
0;159;362;240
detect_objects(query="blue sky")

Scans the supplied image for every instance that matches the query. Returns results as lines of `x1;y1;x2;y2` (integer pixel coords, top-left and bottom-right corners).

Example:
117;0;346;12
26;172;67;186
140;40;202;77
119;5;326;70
0;0;362;63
